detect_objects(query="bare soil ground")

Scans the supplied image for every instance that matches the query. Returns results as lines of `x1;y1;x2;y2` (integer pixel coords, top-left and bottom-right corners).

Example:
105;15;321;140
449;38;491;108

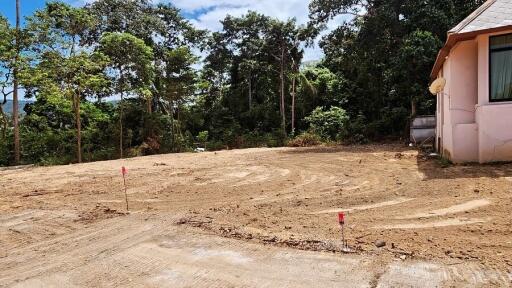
1;144;511;287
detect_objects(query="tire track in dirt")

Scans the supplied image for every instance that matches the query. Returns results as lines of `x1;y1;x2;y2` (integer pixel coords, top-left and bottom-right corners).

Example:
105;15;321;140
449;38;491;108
311;197;414;214
373;217;492;230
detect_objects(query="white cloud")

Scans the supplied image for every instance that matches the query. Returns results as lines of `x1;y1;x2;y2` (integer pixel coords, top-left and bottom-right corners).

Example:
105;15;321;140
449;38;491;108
169;0;312;31
170;0;351;61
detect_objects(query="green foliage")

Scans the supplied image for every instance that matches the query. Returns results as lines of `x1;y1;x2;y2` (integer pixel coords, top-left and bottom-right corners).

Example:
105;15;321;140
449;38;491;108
99;32;154;95
197;131;209;146
20;97;116;164
295;67;348;130
391;30;442;114
305;106;349;141
0;15;17;139
0;131;12;165
201;11;308;140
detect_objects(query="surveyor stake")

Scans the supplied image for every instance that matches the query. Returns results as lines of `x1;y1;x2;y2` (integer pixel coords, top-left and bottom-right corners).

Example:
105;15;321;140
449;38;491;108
121;166;129;211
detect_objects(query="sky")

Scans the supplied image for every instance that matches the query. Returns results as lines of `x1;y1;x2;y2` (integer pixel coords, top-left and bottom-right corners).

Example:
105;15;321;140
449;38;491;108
1;0;349;62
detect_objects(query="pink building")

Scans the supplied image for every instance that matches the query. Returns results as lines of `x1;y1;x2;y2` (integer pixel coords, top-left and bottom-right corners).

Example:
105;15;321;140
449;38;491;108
432;0;512;163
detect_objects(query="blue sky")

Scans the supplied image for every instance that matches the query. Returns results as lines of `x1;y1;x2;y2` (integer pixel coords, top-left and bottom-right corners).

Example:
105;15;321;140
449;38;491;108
1;0;70;25
1;0;35;24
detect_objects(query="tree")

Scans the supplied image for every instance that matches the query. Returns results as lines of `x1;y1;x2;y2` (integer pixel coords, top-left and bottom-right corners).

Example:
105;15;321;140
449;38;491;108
203;12;309;139
13;0;21;164
0;15;14;140
27;52;110;163
290;65;317;135
204;13;272;122
99;32;154;158
144;4;204;150
85;0;159;45
25;2;109;163
265;17;310;136
265;18;299;135
88;0;204;151
222;12;270;110
391;30;442;119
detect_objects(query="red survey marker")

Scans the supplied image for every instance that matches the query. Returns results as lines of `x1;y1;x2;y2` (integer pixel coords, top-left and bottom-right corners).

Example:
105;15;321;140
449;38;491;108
338;212;345;225
121;166;127;175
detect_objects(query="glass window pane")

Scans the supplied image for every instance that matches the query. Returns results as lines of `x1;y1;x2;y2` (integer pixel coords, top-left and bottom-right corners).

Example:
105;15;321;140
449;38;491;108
490;34;512;50
490;49;512;100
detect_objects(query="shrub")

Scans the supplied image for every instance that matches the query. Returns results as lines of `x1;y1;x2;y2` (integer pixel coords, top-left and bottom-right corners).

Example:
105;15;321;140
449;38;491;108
197;131;209;148
343;113;369;144
305;106;349;141
0;132;13;166
287;132;322;147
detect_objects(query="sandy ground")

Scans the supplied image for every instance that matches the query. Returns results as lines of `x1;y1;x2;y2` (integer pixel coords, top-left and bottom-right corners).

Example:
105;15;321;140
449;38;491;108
1;144;511;287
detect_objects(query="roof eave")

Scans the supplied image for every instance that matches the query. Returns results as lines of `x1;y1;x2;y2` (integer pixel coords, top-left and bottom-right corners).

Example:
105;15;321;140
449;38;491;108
430;25;512;80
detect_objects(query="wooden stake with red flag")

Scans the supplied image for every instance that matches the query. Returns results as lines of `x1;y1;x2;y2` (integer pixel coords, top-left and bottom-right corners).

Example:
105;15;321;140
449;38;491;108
121;166;129;211
338;212;349;251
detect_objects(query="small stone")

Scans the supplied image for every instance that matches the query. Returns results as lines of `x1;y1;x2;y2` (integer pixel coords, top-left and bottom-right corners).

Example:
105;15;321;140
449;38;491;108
375;240;386;248
427;236;434;242
400;255;406;260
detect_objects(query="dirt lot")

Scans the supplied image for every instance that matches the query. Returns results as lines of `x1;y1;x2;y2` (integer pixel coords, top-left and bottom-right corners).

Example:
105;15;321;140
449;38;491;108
1;144;511;286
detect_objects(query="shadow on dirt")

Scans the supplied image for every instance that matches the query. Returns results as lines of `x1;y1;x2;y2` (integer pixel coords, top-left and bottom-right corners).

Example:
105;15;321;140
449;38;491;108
280;144;411;155
416;152;512;180
281;143;512;181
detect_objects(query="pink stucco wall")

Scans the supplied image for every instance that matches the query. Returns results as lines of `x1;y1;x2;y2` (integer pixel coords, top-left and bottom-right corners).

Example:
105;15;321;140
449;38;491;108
449;41;478;125
477;104;512;162
437;39;479;162
437;29;512;163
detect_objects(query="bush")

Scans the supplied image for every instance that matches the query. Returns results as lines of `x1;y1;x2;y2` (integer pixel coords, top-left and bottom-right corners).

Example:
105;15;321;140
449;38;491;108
197;131;209;148
305;106;349;141
213;130;286;149
0;132;13;166
287;132;322;147
343;113;369;144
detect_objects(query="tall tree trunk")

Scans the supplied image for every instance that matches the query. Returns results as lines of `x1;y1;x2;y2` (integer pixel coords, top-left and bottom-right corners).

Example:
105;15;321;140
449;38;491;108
279;45;286;136
147;98;152;113
13;0;20;165
291;75;296;135
411;98;417;118
74;92;82;163
119;92;124;159
248;76;252;110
